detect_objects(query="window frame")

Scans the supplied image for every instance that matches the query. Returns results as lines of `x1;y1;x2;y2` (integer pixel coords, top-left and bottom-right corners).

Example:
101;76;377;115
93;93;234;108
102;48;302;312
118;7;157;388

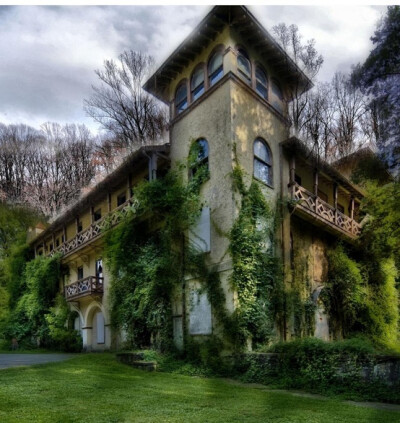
207;47;224;87
255;64;268;100
237;47;252;85
253;138;273;187
174;79;188;115
190;138;209;179
190;64;205;102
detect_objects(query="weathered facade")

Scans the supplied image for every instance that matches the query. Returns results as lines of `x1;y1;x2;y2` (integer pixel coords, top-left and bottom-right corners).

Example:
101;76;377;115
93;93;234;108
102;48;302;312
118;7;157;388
31;6;364;351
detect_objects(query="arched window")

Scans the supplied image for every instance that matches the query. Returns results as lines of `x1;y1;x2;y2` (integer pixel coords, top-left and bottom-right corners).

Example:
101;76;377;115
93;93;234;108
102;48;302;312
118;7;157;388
191;65;205;101
237;48;251;84
255;65;268;100
190;138;209;178
271;79;284;113
254;138;273;186
208;50;223;87
175;81;188;115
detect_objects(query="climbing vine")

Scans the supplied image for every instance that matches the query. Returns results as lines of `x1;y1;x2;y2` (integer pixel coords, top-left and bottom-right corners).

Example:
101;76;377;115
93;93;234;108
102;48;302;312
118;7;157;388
229;160;284;349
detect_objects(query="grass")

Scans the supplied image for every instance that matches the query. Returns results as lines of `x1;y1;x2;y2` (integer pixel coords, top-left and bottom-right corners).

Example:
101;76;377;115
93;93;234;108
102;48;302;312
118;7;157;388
0;354;399;422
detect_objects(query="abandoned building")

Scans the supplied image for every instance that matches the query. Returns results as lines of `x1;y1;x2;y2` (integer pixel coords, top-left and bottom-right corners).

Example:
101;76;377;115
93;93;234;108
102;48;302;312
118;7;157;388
30;5;366;351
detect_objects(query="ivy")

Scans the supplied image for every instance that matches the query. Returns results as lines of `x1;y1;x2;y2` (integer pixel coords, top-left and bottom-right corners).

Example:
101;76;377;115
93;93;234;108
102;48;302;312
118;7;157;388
229;161;284;349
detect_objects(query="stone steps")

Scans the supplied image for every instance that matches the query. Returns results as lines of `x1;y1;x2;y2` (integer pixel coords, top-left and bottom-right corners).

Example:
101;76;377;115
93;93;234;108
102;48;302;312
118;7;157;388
116;352;157;371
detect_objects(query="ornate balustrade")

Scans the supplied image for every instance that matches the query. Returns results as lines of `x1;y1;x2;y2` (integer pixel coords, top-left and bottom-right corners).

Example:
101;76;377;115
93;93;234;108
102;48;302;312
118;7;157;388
65;276;104;301
47;199;137;258
291;183;361;238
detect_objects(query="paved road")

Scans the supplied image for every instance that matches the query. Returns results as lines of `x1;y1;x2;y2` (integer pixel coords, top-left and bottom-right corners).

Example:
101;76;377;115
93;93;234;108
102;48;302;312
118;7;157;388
0;353;75;369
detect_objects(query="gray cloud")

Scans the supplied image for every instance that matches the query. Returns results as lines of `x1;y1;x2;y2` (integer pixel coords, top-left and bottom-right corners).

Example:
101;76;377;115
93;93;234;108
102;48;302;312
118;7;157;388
0;5;386;133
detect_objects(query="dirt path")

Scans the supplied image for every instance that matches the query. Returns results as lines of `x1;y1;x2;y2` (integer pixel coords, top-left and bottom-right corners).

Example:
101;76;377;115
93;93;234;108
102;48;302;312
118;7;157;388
0;353;76;369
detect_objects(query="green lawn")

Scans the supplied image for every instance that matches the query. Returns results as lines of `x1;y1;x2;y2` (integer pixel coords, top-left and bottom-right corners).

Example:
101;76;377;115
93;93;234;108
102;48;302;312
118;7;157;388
0;354;398;423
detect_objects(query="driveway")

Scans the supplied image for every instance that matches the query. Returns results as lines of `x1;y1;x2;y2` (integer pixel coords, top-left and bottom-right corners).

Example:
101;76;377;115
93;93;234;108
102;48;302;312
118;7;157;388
0;353;75;369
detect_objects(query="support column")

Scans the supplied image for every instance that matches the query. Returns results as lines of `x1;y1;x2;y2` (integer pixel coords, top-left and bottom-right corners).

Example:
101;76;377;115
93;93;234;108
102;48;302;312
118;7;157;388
333;183;338;224
350;196;355;220
313;169;319;213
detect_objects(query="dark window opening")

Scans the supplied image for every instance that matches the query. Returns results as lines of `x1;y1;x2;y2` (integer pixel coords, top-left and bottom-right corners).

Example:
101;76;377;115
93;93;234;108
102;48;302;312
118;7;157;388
294;174;302;185
117;192;126;207
56;238;60;247
77;221;82;233
77;266;84;280
94;209;102;222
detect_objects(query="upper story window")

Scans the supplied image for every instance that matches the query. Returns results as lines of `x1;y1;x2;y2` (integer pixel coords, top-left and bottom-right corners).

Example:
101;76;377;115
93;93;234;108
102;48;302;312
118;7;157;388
271;79;284;113
175;81;188;115
237;48;251;84
190;138;209;178
208;50;223;87
191;65;205;102
93;208;102;222
255;65;268;100
117;192;126;207
254;138;273;186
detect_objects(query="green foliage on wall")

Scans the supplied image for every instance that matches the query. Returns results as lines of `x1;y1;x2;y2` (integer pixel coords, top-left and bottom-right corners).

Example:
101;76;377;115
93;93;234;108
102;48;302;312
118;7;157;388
104;140;218;350
229;162;283;348
45;294;82;352
323;245;399;349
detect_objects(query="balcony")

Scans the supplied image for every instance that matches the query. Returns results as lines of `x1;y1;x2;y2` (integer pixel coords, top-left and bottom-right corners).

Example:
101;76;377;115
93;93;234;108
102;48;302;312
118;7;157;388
290;183;361;239
48;199;135;258
65;276;104;301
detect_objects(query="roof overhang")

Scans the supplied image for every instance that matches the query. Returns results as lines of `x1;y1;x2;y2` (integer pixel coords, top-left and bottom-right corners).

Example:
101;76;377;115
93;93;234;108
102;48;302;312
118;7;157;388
143;5;313;103
281;137;365;199
30;144;170;245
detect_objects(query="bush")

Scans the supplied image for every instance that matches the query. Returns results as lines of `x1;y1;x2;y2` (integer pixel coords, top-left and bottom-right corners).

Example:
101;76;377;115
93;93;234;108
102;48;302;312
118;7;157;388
238;338;400;403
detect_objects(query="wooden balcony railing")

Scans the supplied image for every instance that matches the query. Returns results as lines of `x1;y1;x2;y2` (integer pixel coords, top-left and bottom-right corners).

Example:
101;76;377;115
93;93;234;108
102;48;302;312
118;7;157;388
65;276;104;301
291;183;361;238
47;199;136;258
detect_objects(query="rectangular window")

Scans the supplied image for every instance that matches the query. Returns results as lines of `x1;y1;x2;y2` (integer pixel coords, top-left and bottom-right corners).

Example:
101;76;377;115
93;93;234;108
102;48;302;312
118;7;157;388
188;207;211;253
189;290;212;335
117;192;126;207
77;220;83;233
77;266;84;280
295;174;302;185
56;238;60;247
93;209;102;222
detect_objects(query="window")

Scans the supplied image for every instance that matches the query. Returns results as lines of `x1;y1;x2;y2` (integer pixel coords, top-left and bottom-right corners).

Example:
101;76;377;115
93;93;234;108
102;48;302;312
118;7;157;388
56;238;60;247
93;209;102;222
77;221;82;233
190;138;209;178
237;48;251;84
191;65;205;101
208;50;223;86
295;174;302;185
271;79;284;113
96;259;103;278
117;192;126;207
253;138;273;186
255;65;268;100
175;81;188;115
77;266;84;280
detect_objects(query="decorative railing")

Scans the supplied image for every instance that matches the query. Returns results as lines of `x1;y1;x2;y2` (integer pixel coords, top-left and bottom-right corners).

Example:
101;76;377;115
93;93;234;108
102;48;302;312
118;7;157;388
291;183;361;238
47;199;137;258
65;276;104;301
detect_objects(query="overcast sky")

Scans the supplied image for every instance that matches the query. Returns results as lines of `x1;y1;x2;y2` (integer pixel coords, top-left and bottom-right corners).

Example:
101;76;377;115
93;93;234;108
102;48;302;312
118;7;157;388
0;5;387;133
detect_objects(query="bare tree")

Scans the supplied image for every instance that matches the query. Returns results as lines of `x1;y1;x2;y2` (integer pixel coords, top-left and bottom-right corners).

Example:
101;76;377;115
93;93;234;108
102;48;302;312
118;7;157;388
272;23;324;134
84;51;167;148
